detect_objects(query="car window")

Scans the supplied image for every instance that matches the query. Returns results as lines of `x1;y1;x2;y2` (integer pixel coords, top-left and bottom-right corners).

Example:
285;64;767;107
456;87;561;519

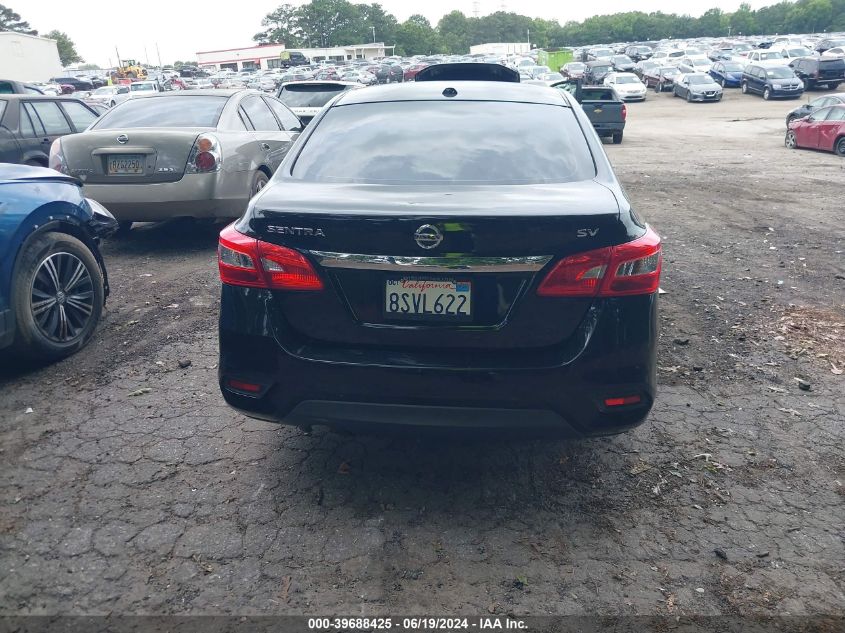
264;96;301;131
824;107;845;122
19;104;38;137
61;101;98;130
0;81;16;94
811;107;831;121
27;101;72;135
291;101;596;185
0;100;5;120
240;96;280;131
811;97;830;107
94;96;227;129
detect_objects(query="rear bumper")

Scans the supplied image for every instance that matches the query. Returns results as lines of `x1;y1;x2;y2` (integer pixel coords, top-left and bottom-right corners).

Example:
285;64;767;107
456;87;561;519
82;171;249;222
218;286;658;437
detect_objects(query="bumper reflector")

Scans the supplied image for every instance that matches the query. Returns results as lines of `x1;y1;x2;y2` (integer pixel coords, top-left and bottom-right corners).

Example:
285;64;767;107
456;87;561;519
226;379;263;393
605;395;642;407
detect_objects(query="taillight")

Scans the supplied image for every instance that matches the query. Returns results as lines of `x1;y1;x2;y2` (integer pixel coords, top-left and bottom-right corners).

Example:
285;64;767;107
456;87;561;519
621;103;628;121
218;224;323;291
186;133;221;173
537;226;661;298
49;139;68;174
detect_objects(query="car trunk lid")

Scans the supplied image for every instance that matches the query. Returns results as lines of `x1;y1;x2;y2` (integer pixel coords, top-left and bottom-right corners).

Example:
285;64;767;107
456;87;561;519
244;180;629;351
61;128;205;184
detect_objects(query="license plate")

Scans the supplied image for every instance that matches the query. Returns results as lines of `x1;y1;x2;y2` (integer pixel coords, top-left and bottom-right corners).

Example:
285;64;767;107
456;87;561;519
385;278;471;321
108;155;144;175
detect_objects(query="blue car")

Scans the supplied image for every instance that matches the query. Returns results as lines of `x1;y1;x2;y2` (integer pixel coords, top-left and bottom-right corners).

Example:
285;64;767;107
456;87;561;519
709;60;746;87
0;164;117;361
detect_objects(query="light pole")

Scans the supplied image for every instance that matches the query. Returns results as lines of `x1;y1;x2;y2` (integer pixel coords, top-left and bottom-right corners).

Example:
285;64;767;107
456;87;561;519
372;26;376;43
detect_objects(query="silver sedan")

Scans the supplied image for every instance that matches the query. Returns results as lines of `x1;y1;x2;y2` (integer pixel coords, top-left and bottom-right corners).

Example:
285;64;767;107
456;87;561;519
49;90;302;228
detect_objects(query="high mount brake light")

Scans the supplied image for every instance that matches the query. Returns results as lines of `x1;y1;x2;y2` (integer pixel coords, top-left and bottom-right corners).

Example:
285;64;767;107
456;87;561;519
537;226;661;298
218;224;323;291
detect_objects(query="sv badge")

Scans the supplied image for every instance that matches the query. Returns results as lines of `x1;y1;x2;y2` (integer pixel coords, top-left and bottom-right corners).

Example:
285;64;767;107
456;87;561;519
576;228;600;238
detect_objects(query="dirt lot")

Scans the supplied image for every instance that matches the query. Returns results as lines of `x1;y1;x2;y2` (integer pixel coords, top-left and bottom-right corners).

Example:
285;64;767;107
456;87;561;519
0;89;843;617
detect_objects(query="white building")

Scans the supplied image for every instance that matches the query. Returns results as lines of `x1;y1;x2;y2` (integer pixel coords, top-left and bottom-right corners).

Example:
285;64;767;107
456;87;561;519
0;32;63;82
470;42;531;56
196;42;394;72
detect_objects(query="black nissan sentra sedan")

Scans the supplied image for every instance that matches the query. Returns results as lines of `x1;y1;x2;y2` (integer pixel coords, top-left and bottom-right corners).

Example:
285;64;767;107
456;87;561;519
217;80;661;437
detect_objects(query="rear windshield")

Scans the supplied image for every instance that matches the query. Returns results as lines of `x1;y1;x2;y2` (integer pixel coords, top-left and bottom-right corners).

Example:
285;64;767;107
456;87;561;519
291;101;595;185
278;84;351;107
93;96;227;129
766;67;795;78
819;59;845;68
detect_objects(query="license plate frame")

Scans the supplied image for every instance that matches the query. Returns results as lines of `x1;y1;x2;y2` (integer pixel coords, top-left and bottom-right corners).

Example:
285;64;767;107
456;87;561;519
107;154;145;175
383;276;473;322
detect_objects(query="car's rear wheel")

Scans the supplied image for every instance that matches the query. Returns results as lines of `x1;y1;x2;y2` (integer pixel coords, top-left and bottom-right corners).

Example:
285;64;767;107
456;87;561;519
835;136;845;157
805;79;815;90
763;87;772;100
686;91;692;102
785;130;798;149
11;232;104;361
612;131;623;144
719;78;726;87
251;170;269;197
741;82;748;94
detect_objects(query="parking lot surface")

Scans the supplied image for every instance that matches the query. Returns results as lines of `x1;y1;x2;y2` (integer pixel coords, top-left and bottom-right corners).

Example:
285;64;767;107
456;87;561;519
1;90;843;616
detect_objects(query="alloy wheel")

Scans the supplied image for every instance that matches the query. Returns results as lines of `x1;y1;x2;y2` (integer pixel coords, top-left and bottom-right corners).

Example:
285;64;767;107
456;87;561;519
785;131;797;149
30;252;94;343
836;137;845;157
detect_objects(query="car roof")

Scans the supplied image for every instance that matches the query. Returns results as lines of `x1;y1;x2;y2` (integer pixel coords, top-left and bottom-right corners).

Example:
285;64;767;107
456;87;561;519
334;81;570;107
0;94;90;101
280;81;360;88
127;89;244;97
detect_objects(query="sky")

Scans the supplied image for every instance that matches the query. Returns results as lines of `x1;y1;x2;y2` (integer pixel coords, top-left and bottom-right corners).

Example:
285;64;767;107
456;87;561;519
22;0;777;67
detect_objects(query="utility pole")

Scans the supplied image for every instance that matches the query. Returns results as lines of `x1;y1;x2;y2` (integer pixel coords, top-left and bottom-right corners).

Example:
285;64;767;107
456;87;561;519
372;26;376;43
115;47;122;68
156;42;162;68
144;45;149;66
527;28;530;46
727;26;732;37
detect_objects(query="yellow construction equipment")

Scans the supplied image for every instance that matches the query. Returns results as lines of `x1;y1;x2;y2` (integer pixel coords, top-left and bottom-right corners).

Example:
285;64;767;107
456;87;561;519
113;60;148;80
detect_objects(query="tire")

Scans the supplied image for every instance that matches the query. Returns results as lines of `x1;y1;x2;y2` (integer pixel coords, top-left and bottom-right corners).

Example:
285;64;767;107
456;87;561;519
10;232;104;361
612;131;623;144
251;170;269;197
719;78;726;88
686;91;692;103
836;136;845;157
741;82;748;94
763;87;771;100
24;158;47;167
785;130;797;149
830;83;841;91
805;79;815;90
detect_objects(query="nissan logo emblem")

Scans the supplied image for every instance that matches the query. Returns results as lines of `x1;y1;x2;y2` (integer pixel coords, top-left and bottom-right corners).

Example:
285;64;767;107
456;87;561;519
116;134;129;144
414;224;443;250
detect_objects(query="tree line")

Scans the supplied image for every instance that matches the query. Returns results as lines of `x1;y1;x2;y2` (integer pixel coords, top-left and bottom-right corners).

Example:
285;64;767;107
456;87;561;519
255;0;845;55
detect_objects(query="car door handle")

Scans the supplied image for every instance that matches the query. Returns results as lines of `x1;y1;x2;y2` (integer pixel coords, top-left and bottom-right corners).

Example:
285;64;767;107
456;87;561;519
261;143;271;151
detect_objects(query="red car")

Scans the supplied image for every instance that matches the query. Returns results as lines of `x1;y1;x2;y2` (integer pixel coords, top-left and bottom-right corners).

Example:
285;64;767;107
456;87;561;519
785;104;845;156
404;63;430;81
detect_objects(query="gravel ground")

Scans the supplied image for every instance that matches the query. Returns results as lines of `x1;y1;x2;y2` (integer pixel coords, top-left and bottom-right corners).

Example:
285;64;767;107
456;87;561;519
0;89;843;617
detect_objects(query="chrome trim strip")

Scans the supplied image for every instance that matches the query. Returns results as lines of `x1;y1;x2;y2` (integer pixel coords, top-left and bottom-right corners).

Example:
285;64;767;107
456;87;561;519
307;251;553;273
